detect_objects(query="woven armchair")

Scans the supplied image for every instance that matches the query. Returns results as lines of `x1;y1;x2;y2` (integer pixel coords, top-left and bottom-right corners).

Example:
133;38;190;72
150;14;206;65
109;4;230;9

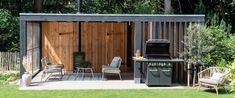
41;57;64;81
198;67;230;95
45;56;64;74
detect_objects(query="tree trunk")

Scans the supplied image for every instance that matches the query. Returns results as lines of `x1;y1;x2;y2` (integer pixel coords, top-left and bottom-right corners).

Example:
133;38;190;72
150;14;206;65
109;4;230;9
219;1;226;22
17;0;22;13
164;0;172;14
34;0;42;13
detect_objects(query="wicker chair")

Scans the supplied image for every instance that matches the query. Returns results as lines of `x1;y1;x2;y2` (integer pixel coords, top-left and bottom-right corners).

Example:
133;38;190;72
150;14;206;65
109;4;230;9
198;67;230;95
44;56;64;75
41;57;64;81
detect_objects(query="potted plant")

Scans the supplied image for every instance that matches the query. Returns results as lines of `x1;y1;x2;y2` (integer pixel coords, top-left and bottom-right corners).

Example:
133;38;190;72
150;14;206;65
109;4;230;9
135;50;141;58
182;23;207;86
80;61;92;68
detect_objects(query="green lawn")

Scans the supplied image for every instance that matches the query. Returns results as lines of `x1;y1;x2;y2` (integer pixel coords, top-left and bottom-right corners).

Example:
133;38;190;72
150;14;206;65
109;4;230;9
0;85;234;98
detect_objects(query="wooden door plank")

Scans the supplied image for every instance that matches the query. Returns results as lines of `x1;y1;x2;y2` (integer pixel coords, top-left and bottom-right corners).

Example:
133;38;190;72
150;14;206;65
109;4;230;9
42;22;78;72
80;22;128;72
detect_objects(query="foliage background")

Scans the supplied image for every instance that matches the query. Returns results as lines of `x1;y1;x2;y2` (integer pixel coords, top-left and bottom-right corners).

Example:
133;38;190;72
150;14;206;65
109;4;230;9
0;9;19;52
0;0;234;65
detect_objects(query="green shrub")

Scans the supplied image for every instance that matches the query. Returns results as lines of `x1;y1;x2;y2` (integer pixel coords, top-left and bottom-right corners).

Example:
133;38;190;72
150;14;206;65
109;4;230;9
203;19;235;67
0;9;19;52
228;59;235;91
0;72;19;85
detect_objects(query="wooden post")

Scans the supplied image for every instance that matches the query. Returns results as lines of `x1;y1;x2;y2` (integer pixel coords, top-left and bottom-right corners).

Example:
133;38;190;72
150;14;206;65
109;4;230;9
149;22;152;39
20;20;26;78
193;64;196;87
187;59;190;87
134;20;141;83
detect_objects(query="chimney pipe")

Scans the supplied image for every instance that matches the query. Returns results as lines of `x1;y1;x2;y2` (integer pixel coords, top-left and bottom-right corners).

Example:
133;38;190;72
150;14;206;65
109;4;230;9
77;0;81;13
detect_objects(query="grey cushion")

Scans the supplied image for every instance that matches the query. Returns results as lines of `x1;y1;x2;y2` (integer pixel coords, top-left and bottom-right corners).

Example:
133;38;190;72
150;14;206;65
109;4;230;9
110;57;120;68
102;65;120;73
44;68;61;73
211;73;224;80
48;64;64;68
199;78;219;85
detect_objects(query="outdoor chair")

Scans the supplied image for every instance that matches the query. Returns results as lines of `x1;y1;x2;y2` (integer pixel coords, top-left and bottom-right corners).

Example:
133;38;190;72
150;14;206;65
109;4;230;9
198;67;230;95
45;56;65;75
102;57;122;80
41;57;64;81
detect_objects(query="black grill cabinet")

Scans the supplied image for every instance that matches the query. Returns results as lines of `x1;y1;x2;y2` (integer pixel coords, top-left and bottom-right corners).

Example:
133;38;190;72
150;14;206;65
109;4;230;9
146;63;172;86
145;39;172;86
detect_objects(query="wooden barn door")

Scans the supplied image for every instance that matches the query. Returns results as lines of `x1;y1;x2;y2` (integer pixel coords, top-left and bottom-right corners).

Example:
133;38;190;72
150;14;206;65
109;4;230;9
81;22;127;72
42;22;78;71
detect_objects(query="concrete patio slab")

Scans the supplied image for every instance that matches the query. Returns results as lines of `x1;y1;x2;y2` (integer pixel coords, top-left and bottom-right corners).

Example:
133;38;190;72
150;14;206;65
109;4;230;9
19;72;185;90
20;80;185;90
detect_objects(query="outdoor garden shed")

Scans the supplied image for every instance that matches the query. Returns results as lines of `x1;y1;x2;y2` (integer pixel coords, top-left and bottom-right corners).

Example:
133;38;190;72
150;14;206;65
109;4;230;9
20;13;204;84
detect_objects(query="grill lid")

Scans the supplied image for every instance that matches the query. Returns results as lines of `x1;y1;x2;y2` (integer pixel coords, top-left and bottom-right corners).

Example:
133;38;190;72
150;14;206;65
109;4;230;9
145;39;171;59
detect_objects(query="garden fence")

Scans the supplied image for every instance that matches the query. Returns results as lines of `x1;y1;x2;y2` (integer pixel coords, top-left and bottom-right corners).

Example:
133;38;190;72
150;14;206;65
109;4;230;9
0;52;19;72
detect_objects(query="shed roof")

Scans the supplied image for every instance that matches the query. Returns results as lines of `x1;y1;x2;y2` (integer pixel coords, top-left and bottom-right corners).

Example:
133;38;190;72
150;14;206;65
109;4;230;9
20;13;205;22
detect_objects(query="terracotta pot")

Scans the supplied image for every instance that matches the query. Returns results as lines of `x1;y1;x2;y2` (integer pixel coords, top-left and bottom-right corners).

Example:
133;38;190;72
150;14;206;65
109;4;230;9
22;72;32;87
136;50;141;58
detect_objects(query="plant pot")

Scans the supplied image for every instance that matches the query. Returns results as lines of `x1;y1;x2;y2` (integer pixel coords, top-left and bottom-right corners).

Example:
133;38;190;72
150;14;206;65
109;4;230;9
135;50;141;58
22;72;32;87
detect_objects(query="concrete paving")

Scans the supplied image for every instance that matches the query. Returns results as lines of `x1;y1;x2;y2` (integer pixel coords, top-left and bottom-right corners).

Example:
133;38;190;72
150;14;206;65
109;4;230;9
20;72;185;90
20;80;185;90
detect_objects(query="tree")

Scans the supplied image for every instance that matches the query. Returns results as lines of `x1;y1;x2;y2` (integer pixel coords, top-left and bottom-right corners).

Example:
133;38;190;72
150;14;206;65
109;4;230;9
183;23;207;87
0;9;19;52
34;0;43;13
201;0;235;33
81;0;163;14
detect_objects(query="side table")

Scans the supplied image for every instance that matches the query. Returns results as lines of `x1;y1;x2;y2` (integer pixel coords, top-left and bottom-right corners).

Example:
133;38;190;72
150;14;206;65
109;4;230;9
76;67;94;80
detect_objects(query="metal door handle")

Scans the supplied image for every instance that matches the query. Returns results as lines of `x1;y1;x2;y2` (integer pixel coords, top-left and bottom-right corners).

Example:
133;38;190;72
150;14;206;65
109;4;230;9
162;70;170;72
149;70;158;72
